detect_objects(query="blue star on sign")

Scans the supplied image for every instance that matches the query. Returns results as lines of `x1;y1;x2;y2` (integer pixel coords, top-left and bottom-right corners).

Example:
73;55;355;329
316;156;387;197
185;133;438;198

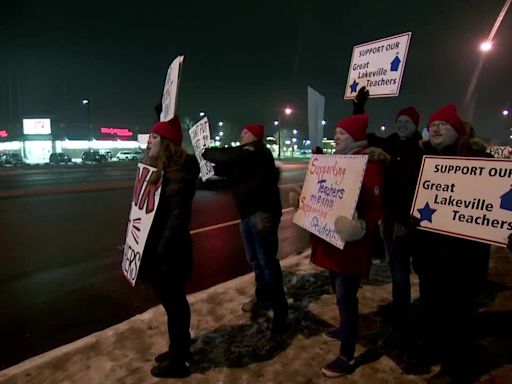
349;80;359;93
417;202;437;223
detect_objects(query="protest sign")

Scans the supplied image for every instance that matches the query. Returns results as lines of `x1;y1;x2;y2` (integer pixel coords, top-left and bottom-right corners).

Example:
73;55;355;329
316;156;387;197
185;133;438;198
122;164;162;286
293;154;368;249
189;117;214;181
344;32;411;99
411;156;512;246
161;55;184;121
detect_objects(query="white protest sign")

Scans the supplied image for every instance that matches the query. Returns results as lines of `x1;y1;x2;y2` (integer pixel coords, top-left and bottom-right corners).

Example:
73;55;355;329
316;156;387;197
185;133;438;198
344;32;411;99
161;55;184;121
122;163;162;286
411;156;512;247
293;155;368;250
487;146;511;159
189;117;214;181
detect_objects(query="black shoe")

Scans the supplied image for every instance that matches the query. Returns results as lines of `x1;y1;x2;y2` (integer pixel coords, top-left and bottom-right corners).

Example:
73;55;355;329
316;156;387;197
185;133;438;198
150;360;190;379
154;350;171;363
271;311;288;335
241;299;271;313
155;350;192;364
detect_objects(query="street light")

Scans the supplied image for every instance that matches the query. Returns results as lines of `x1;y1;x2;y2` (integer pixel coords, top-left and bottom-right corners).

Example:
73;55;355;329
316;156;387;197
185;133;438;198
82;98;90;137
277;106;293;160
503;109;510;116
199;111;205;117
218;121;224;127
480;41;493;52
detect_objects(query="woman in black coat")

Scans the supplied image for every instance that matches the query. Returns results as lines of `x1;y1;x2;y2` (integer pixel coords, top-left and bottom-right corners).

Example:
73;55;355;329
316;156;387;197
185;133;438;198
138;115;199;379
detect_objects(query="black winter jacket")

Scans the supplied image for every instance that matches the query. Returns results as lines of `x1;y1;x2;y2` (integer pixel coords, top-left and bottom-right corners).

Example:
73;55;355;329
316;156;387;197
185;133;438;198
139;154;199;281
203;140;282;219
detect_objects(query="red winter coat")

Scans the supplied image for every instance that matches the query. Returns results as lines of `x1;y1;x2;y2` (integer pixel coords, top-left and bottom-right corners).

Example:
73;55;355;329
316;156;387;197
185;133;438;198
310;154;384;278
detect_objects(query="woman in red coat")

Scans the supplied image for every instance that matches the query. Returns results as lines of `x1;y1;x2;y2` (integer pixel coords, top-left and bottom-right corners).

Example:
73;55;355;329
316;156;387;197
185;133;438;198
312;114;384;377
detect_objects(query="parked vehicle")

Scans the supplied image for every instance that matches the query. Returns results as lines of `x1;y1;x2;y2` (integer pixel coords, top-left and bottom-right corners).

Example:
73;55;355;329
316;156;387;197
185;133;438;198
0;153;24;165
99;150;113;160
116;150;142;161
49;152;72;164
81;151;107;163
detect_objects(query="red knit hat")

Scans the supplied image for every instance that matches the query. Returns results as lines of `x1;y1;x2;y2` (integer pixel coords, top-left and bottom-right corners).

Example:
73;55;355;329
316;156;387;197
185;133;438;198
396;106;420;128
150;115;183;146
243;124;264;141
336;113;369;142
428;104;464;136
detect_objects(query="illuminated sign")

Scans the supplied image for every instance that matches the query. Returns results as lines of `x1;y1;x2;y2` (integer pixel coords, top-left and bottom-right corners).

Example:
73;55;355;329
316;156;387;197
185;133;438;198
100;127;133;137
23;118;52;135
0;130;8;138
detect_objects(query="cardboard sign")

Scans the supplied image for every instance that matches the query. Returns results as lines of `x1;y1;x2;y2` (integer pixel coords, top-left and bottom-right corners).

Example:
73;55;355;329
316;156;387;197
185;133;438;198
411;156;512;246
122;164;162;286
189;117;214;181
344;32;411;99
293;154;368;249
161;55;184;121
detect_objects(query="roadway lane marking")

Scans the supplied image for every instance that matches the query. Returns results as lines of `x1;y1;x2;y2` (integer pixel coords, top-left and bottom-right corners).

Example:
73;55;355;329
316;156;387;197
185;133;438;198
190;207;294;234
117;208;296;248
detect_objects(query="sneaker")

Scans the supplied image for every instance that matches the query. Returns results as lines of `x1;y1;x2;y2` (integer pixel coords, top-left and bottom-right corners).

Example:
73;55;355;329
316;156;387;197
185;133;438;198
150;360;190;379
323;327;342;342
321;355;355;378
241;299;271;313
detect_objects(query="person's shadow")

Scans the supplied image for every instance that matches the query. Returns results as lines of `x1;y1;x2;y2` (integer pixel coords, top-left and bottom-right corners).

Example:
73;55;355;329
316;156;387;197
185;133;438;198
354;279;512;381
189;270;335;373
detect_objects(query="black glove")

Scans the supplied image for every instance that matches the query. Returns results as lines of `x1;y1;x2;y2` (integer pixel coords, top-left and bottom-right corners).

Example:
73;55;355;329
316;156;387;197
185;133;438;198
403;215;421;231
352;86;369;115
154;99;163;122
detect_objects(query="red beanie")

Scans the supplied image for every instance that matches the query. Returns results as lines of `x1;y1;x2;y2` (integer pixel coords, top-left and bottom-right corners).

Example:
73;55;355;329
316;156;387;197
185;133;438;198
428;104;464;136
150;115;183;146
336;113;369;142
396;106;420;128
243;124;264;141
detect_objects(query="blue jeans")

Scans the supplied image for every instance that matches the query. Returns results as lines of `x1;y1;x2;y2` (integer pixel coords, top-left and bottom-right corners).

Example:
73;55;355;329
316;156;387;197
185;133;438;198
329;272;360;360
388;233;413;308
240;212;287;315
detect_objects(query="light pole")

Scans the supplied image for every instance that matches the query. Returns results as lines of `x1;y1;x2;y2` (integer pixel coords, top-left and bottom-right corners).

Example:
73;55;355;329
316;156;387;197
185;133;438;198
82;98;90;137
277;107;293;160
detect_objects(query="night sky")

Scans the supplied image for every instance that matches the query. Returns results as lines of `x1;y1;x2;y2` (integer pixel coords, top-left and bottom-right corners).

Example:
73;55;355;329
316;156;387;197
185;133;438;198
1;0;511;143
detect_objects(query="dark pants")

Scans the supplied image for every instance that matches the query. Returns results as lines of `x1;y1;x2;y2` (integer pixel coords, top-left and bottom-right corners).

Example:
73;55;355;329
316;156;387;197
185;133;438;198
413;243;481;380
240;212;288;317
151;273;191;363
388;233;413;308
329;272;361;360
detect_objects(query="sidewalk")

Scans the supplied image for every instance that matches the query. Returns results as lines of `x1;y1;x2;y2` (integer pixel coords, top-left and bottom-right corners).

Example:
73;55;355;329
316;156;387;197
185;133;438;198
1;246;511;384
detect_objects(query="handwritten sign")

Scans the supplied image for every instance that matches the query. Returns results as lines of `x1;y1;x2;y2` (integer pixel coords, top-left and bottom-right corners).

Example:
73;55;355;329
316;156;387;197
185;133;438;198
122;164;162;286
293;154;368;249
411;156;512;246
344;32;411;99
161;55;184;121
189;117;214;181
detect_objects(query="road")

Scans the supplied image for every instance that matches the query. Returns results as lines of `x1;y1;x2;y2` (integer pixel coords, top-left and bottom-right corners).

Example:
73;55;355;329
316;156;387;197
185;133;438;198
0;161;309;369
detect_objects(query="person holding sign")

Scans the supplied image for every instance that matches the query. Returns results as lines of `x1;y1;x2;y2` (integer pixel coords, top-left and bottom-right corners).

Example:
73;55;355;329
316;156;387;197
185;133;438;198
137;116;200;379
373;107;424;324
292;114;384;377
202;124;288;334
412;104;490;382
